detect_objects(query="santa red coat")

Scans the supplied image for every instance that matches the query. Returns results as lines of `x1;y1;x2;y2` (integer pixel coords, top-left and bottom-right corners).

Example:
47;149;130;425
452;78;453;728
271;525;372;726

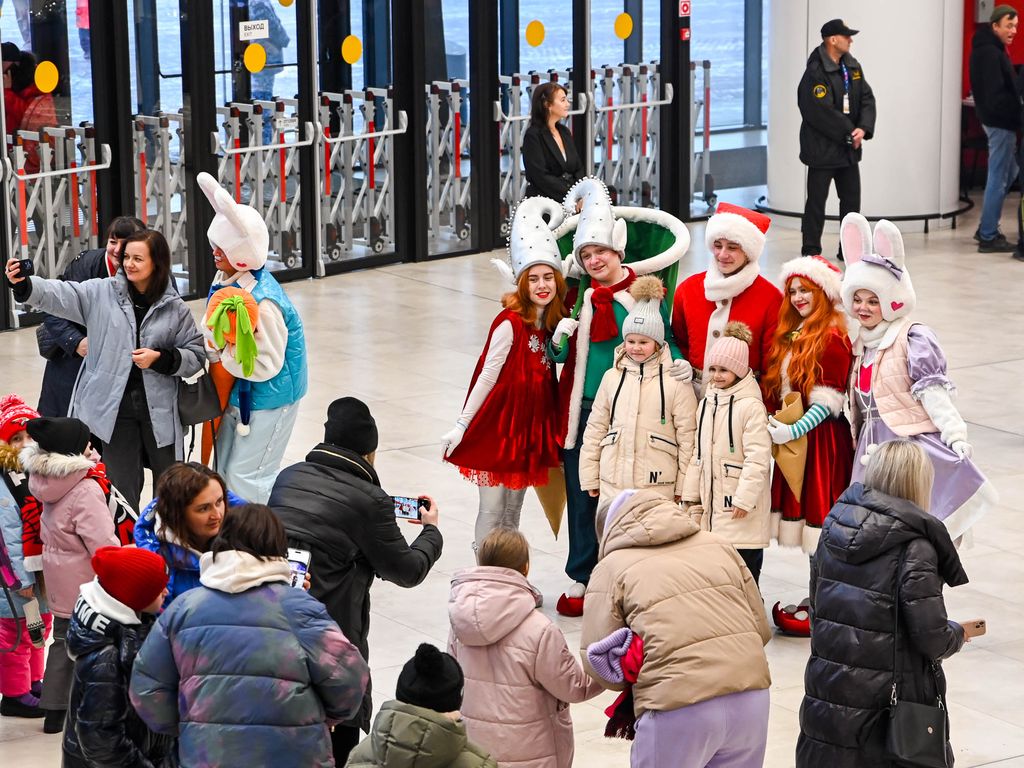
767;327;854;554
671;271;783;382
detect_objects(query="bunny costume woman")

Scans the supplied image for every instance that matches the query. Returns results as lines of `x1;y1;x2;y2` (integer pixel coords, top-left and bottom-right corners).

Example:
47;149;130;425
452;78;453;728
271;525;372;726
839;213;997;542
197;173;308;504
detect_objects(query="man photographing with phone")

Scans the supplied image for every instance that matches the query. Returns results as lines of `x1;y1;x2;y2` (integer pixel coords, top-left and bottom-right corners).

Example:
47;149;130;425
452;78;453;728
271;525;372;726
268;397;443;764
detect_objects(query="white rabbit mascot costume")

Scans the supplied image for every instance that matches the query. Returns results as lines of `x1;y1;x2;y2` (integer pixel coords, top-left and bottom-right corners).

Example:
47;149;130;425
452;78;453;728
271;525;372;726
197;171;308;503
840;213;996;543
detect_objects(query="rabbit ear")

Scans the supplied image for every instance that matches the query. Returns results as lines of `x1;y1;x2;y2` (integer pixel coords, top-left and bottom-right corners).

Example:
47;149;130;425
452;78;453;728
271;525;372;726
840;213;872;266
197;171;249;238
873;220;906;269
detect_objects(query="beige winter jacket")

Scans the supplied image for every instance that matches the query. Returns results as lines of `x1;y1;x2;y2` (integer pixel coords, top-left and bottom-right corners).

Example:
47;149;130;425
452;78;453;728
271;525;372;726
579;343;698;500
581;490;771;716
680;371;772;549
448;567;602;768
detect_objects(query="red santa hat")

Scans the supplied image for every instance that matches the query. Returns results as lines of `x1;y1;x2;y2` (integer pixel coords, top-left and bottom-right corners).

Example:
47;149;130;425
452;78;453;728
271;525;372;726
779;255;843;304
0;394;40;444
704;203;771;264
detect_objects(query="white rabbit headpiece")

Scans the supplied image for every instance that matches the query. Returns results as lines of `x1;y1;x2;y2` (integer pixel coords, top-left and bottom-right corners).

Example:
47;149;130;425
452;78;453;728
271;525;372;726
839;213;916;322
492;196;566;284
564;177;627;269
197;172;269;272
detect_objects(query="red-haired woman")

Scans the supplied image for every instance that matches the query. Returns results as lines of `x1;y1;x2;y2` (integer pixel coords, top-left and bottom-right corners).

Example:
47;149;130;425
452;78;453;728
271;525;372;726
442;198;569;558
762;257;854;560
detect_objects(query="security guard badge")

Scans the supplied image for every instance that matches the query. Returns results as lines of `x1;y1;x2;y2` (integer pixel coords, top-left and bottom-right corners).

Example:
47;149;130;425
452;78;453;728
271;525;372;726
814;85;826;98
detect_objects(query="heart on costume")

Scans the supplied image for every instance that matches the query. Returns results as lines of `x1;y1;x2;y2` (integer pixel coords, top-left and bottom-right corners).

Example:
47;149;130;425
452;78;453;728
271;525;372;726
891;301;904;311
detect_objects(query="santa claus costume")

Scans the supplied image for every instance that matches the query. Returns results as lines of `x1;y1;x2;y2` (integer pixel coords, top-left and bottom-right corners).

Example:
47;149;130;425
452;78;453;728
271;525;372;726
839;213;997;543
550;177;691;615
763;256;854;556
197;172;308;504
441;197;567;554
671;203;783;396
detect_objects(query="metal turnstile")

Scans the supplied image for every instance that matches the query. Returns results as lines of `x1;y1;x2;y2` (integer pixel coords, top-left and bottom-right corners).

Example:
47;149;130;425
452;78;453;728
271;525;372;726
426;79;471;244
690;60;716;207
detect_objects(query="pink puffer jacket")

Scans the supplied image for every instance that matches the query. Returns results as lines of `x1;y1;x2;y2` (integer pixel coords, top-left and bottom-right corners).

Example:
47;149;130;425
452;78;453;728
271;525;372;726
448;567;602;768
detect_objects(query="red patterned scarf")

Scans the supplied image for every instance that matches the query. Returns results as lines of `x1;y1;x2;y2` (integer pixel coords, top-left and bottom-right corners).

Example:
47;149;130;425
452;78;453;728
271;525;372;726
589;267;636;343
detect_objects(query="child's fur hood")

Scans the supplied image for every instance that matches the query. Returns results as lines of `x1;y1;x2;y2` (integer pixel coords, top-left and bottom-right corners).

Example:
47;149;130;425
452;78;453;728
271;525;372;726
0;441;22;473
19;441;94;477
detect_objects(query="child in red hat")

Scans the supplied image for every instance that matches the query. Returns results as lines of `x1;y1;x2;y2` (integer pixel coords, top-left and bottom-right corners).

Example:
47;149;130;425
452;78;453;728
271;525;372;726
63;546;173;767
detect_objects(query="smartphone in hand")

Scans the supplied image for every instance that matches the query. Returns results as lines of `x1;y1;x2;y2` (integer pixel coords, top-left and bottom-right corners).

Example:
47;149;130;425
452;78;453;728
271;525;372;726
287;548;311;589
392;496;427;521
961;619;986;639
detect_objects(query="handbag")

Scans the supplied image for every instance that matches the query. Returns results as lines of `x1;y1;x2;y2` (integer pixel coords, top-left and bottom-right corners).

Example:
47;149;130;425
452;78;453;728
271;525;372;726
883;546;951;768
178;368;224;427
35;323;62;361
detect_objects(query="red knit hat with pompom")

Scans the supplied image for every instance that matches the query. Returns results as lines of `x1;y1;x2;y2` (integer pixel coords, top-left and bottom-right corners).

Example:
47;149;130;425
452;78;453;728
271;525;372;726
0;394;40;444
91;546;169;613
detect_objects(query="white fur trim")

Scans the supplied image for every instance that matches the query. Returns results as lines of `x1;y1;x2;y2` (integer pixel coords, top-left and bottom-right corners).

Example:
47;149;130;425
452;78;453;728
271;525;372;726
703;260;760;302
770;511;781;540
23;555;42;572
78;577;141;627
776;516;806;549
780;256;843;303
705;211;766;263
803;525;822;556
19;442;93;477
808;386;847;418
941;480;998;542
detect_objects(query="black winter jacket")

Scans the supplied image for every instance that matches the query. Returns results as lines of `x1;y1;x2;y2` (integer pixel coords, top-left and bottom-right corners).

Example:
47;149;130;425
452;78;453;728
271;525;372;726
523;122;585;201
798;45;876;168
796;483;968;768
63;588;175;768
38;248;110;417
269;444;443;731
969;24;1022;131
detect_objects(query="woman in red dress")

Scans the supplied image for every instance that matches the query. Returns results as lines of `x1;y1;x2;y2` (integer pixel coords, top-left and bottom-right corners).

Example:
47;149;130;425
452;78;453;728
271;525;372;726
441;197;570;556
762;257;853;632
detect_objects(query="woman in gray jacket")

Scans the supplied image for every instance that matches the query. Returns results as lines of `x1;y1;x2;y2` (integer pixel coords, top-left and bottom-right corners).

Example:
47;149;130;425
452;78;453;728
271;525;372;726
6;230;204;510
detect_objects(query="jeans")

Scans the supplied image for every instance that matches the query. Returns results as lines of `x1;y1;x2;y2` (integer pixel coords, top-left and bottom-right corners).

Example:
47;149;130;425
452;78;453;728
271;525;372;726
474;485;527;555
561;408;600;584
801;165;861;256
980;125;1018;241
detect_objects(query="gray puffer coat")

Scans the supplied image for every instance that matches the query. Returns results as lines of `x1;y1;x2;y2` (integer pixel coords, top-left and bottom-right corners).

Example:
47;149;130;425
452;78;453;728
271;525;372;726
20;273;204;451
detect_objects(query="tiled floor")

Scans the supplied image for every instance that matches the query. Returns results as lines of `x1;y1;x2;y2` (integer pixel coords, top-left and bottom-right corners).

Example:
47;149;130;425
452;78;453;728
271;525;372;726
3;194;1024;767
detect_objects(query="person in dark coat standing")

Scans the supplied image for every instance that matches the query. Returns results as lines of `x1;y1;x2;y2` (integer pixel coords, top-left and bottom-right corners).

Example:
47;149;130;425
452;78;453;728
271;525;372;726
269;396;444;765
522;82;585;203
797;439;980;768
798;19;876;260
37;217;146;418
971;5;1022;253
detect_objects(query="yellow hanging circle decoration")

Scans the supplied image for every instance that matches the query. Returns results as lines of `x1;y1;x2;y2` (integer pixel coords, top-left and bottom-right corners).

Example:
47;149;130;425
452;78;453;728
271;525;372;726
341;36;362;65
279;0;295;5
244;43;267;74
35;61;59;94
525;20;545;47
615;13;633;40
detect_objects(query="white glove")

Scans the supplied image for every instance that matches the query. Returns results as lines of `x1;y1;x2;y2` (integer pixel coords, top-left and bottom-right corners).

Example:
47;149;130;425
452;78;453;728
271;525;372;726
950;440;973;461
552;317;579;347
441;422;467;459
669;359;693;383
766;416;793;445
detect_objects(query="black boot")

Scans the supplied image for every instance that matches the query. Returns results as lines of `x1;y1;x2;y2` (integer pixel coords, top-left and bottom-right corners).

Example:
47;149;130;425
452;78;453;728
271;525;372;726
0;695;45;718
43;708;65;733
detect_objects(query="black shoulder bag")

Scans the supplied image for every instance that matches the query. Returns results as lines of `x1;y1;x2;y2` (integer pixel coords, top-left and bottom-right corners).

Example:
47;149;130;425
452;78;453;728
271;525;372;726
884;546;951;768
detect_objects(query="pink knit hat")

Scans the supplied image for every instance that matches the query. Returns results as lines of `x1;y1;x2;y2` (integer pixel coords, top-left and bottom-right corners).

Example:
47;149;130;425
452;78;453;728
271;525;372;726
706;322;753;379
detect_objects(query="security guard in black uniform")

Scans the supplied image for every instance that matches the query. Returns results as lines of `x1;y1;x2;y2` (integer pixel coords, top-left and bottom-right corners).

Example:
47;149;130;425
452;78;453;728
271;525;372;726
798;19;877;258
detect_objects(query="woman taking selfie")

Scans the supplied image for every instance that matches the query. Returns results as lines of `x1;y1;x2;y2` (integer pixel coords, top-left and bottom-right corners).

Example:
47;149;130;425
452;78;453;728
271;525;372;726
134;462;247;609
442;197;569;558
5;231;205;511
522;82;584;202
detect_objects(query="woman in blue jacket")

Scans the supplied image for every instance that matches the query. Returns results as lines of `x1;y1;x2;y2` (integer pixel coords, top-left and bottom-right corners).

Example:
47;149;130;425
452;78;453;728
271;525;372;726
130;503;368;768
134;462;246;609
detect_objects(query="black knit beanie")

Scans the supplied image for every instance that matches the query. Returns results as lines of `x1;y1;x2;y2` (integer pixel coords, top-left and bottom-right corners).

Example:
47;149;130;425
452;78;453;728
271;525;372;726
26;417;91;456
395;644;464;713
323;397;378;456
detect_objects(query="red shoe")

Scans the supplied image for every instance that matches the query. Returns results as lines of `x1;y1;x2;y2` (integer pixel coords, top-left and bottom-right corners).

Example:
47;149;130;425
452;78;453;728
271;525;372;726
556;594;584;617
772;600;810;637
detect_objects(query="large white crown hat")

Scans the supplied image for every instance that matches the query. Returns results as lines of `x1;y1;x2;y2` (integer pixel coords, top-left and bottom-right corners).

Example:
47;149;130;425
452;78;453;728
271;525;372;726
197;171;270;272
491;196;567;284
838;212;916;322
564;177;627;267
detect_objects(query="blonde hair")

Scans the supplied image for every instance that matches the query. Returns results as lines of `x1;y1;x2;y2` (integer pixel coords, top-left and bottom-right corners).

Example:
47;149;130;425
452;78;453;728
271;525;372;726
478;527;530;574
863;439;934;511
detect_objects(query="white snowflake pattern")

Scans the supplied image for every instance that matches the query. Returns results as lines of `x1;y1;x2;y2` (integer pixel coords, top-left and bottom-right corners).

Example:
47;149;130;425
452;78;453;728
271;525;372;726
528;334;541;353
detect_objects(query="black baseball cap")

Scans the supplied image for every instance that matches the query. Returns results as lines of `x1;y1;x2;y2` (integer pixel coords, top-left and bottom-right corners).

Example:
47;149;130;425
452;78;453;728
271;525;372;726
821;19;859;38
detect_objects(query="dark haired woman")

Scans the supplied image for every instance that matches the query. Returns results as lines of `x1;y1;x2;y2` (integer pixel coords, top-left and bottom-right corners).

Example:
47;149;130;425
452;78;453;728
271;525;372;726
5;230;205;511
37;216;147;418
522;82;584;202
134;462;247;609
130;503;370;768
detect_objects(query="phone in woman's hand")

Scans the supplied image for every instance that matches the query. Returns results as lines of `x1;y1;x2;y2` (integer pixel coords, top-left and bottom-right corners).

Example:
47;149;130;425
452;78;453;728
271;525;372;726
961;619;986;640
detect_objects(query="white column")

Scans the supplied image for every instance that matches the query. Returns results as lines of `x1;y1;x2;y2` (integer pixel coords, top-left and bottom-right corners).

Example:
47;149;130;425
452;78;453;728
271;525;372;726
766;0;964;233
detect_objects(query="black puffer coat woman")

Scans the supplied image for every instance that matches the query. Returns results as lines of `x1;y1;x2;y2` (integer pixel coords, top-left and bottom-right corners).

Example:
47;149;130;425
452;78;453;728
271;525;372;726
797;439;969;768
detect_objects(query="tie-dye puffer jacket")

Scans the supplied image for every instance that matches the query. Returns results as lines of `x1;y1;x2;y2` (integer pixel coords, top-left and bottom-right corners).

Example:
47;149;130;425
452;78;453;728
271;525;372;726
129;550;369;768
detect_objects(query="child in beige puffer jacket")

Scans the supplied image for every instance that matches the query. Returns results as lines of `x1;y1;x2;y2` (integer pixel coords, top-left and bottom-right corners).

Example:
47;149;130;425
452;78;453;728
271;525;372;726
580;276;698;503
680;322;772;585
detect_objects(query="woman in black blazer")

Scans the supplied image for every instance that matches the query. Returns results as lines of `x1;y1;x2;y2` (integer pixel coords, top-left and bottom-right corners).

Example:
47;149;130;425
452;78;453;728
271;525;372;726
522;82;585;202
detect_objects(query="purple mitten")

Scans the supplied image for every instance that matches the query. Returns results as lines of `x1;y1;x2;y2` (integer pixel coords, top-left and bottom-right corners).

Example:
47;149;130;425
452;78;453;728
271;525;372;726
587;627;634;684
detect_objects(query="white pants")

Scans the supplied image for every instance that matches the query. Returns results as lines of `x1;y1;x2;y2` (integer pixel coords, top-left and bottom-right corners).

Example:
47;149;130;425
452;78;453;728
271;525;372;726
215;403;299;504
475;485;527;556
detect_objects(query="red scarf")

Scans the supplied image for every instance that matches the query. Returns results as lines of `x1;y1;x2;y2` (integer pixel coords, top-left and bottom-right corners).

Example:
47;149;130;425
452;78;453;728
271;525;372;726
589;267;636;343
